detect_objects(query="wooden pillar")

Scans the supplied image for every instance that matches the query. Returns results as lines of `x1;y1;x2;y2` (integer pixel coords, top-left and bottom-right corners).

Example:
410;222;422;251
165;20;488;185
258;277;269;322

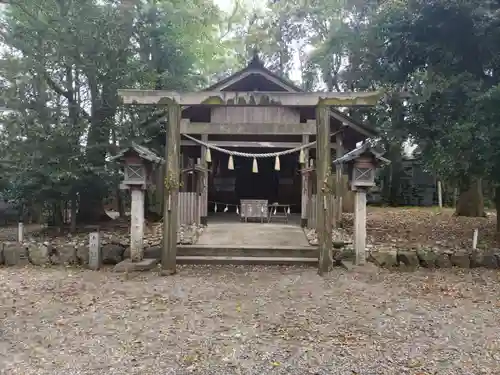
316;105;333;275
130;187;145;261
354;189;367;265
155;164;164;215
200;134;208;225
308;165;313;213
335;132;344;226
300;134;310;228
161;103;181;275
181;152;187;192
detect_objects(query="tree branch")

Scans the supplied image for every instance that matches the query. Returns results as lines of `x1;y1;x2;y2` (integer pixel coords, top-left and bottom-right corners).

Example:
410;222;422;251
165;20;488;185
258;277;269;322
136;108;168;129
42;71;91;121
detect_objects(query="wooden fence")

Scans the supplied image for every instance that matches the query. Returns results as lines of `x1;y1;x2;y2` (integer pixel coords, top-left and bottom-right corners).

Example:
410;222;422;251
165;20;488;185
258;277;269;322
178;192;200;225
307;194;337;229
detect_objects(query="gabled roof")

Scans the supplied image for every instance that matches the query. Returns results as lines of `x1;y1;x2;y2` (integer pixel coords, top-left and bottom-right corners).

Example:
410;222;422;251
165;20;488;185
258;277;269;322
110;142;164;164
204;53;303;93
203;52;377;138
333;142;390;165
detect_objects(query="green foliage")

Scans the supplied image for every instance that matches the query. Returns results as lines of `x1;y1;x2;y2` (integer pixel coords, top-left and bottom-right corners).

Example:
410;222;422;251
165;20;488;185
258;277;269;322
3;0;500;222
0;0;230;222
369;0;500;186
242;0;500;210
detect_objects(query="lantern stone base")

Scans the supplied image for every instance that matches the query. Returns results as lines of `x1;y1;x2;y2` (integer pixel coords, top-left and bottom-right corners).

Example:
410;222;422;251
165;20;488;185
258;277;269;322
113;258;159;273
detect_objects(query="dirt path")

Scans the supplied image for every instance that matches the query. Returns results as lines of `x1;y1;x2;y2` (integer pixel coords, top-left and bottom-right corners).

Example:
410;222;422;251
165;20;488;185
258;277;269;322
1;265;499;374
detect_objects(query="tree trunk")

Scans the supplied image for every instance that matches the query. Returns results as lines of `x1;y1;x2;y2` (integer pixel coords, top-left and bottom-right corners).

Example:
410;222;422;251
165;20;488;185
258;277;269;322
77;0;134;223
455;178;486;217
70;194;77;233
388;162;402;206
380;142;403;206
77;80;116;223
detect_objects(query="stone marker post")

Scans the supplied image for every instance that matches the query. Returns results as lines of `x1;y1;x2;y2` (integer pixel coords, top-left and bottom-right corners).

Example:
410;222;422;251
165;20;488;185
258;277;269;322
88;231;102;270
18;222;24;243
130;187;145;261
354;189;367;265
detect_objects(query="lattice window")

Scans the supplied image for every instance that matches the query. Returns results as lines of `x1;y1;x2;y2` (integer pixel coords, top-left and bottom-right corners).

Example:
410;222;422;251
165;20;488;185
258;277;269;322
402;165;414;179
125;164;145;181
353;167;374;183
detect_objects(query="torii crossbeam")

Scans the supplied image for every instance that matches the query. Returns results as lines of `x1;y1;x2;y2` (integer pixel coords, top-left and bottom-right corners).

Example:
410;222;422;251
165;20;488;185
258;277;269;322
118;89;382;107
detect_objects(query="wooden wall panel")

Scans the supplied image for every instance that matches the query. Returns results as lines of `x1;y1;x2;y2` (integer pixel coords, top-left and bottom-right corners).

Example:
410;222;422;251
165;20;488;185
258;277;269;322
178;192;200;225
211;106;300;124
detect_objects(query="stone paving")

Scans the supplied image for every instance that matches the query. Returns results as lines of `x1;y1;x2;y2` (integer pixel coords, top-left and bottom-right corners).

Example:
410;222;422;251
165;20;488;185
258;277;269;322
196;222;311;247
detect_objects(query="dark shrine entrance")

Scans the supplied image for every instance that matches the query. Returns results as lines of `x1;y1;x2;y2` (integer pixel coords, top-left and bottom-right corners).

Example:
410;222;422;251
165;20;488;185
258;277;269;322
235;155;279;201
208;148;301;213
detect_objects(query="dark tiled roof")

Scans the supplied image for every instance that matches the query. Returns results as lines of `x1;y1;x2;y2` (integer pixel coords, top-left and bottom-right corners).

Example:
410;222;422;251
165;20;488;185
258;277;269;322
110;142;163;164
204;53;303;93
333;142;390;164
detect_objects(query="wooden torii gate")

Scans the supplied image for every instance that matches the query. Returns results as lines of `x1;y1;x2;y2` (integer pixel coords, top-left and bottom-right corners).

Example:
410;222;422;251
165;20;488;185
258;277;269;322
118;90;381;276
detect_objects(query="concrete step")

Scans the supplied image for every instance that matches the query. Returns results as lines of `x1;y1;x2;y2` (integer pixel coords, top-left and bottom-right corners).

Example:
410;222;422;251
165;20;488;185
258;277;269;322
176;255;318;266
177;244;318;258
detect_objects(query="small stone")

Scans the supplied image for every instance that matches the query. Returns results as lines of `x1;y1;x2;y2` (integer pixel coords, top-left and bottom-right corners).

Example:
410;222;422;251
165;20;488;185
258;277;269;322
50;253;60;264
102;244;125;265
435;253;452;268
369;249;398;268
416;248;437;268
341;247;355;261
397;250;419;269
470;251;484;268
3;242;29;266
57;244;78;265
28;242;51;266
144;246;161;259
482;253;499;269
113;258;158;272
450;250;470;268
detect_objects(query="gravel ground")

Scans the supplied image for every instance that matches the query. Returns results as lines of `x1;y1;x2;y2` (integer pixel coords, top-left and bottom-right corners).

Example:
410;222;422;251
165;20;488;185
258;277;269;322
1;265;499;375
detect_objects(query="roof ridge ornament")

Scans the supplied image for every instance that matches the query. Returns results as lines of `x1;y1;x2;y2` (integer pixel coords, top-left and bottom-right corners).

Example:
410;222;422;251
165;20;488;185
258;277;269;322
248;49;264;69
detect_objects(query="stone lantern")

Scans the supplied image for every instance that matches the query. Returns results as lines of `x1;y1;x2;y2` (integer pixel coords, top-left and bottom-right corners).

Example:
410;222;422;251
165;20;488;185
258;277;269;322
334;143;389;265
110;143;163;262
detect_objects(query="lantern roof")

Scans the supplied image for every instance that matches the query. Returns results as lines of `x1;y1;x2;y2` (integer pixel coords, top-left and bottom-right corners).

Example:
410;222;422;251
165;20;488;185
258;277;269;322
333;142;390;165
110;142;164;164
